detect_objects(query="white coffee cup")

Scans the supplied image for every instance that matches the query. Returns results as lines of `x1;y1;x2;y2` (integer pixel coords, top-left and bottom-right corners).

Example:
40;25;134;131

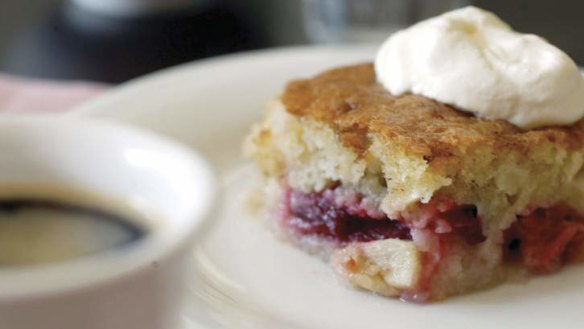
0;117;216;329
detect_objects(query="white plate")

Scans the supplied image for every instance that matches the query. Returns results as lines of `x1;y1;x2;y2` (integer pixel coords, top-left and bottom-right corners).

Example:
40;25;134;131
73;46;584;329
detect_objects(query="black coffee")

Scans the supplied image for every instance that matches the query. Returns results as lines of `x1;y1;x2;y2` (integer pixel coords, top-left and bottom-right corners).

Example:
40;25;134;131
0;198;146;266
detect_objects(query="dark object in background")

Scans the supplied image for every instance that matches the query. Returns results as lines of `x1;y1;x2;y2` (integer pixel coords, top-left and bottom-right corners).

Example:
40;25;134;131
1;1;263;83
475;1;584;65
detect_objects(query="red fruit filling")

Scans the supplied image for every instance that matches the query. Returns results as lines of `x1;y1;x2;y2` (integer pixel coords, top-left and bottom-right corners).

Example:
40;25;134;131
401;200;486;245
282;188;485;246
504;205;584;274
286;188;411;243
281;187;485;301
281;186;584;299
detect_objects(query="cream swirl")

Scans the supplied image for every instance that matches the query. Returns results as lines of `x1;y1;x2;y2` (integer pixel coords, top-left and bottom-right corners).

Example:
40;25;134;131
375;6;584;129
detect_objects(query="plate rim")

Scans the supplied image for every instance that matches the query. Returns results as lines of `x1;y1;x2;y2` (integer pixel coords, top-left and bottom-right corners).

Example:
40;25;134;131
69;44;377;118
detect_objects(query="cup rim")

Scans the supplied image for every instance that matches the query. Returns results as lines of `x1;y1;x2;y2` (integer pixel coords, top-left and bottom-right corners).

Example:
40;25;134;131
0;116;216;299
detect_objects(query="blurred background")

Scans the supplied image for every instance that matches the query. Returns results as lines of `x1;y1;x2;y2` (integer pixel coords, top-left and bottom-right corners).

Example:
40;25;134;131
0;0;581;83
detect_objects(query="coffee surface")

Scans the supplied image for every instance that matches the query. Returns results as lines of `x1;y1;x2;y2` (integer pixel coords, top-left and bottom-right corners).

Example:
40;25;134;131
0;198;146;266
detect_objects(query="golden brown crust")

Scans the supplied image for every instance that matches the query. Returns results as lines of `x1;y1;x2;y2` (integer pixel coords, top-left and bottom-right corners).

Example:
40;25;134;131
282;63;584;167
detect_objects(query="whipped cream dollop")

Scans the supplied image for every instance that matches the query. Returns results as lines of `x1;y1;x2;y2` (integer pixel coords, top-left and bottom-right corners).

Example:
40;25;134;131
375;6;584;129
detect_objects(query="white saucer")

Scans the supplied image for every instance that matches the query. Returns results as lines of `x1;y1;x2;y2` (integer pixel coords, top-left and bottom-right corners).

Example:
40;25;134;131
73;46;584;329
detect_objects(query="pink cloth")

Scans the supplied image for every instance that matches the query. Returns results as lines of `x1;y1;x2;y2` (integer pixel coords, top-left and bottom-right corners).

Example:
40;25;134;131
0;74;108;113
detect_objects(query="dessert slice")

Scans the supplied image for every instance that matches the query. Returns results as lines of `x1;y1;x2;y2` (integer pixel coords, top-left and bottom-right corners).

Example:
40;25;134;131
244;63;584;302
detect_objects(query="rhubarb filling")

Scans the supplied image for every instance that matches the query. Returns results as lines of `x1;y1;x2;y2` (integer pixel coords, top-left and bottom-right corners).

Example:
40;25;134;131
280;187;485;298
282;187;484;247
280;186;584;299
504;205;584;274
285;188;411;243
